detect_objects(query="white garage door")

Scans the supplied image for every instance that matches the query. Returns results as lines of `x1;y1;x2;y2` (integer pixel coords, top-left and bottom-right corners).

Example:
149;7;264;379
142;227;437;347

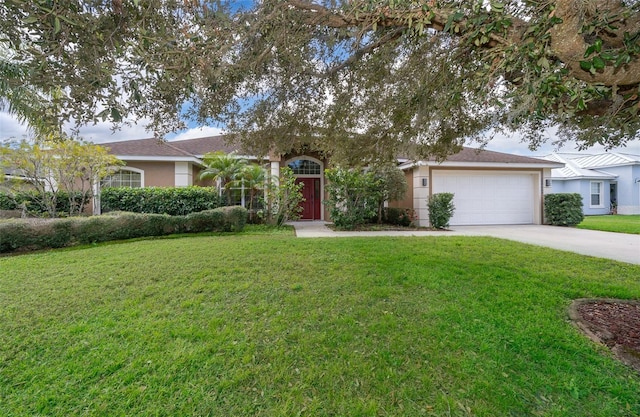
432;171;536;225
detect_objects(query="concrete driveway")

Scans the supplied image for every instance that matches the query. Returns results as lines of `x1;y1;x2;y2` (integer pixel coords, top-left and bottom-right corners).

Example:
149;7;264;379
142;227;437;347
289;222;640;265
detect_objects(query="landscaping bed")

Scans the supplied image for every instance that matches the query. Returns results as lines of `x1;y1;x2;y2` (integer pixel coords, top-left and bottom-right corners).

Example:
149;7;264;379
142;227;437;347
570;299;640;372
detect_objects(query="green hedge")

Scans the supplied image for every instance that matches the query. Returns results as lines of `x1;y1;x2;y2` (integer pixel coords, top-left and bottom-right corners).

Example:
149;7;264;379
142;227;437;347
0;206;247;254
544;193;584;226
100;186;222;215
0;190;85;215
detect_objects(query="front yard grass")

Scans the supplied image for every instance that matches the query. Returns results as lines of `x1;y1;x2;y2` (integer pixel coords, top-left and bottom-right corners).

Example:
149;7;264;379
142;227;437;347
1;233;639;416
577;214;640;234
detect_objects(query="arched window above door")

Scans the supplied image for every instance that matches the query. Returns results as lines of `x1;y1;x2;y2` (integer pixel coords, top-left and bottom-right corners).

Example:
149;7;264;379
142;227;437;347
287;159;321;175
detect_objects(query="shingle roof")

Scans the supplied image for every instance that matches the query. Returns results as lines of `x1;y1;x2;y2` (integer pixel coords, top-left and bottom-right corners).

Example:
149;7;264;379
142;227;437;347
437;147;554;164
100;138;195;157
101;136;558;166
169;136;241;156
100;136;242;158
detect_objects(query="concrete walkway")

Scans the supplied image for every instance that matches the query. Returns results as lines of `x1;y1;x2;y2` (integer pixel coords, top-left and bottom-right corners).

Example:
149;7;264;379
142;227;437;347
288;222;640;265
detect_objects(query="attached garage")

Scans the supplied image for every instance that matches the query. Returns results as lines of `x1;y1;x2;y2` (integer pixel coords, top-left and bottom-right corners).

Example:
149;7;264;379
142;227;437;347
432;170;538;225
400;148;564;227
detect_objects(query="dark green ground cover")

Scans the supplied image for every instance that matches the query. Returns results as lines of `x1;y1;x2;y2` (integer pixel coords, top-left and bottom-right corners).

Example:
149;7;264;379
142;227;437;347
1;230;639;416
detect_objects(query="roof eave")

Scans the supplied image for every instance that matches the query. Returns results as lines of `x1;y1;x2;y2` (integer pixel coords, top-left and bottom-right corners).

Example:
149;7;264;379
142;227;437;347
116;155;204;164
429;161;564;169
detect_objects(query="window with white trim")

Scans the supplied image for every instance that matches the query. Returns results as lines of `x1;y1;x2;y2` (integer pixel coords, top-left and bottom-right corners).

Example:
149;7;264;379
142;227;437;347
590;181;603;207
288;159;321;175
102;169;142;188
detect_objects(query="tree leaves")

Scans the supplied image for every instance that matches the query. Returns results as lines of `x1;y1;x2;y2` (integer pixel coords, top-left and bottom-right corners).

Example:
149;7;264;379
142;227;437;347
2;0;639;160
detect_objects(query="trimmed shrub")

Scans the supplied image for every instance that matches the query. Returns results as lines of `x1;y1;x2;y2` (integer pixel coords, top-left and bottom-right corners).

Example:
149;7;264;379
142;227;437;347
184;210;225;233
0;206;248;254
221;206;248;231
0;190;85;216
0;222;30;253
101;186;222;215
0;219;75;252
428;193;455;229
544;193;584;226
383;207;415;227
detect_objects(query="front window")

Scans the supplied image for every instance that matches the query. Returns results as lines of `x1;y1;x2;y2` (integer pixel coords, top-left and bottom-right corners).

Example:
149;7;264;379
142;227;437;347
590;181;603;207
102;170;142;188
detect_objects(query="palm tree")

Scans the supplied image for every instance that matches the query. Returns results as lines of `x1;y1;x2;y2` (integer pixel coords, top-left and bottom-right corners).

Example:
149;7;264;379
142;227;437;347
199;152;248;205
231;164;267;222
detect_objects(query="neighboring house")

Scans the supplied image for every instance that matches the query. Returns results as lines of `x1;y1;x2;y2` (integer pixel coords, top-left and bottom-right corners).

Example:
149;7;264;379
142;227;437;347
99;136;563;226
543;152;640;215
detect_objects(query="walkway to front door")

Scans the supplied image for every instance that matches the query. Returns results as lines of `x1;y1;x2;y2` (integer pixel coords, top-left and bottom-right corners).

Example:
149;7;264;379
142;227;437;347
296;177;321;220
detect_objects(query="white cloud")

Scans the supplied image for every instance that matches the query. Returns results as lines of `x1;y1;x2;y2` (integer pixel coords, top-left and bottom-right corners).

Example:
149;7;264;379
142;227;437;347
0;111;30;140
476;128;640;157
0;110;155;144
169;126;225;141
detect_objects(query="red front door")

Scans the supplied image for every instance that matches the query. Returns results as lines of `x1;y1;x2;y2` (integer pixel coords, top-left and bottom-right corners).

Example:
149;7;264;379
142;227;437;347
297;178;321;220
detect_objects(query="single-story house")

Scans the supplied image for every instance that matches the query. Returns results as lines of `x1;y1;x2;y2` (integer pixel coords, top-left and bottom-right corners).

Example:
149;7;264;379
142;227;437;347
542;152;640;215
99;136;563;226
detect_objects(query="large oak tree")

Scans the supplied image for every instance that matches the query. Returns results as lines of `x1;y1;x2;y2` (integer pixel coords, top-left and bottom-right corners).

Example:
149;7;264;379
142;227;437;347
2;0;639;161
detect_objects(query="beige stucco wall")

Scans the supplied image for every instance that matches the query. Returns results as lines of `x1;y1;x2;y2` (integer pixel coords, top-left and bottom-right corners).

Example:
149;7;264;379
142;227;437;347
123;161;175;187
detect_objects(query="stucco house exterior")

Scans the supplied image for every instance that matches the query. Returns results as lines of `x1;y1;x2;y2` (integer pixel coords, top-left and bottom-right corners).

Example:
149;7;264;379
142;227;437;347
99;136;563;226
543;152;640;215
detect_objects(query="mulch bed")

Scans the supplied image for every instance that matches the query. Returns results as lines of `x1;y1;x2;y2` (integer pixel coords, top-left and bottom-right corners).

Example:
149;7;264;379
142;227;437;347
569;299;640;372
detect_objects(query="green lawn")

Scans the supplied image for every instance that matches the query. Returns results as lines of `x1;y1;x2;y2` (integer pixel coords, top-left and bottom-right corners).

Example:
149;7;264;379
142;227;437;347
1;230;640;416
577;215;640;234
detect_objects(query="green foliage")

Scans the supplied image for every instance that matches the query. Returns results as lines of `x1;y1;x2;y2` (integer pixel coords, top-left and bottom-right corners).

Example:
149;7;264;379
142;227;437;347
0;207;247;253
370;165;408;223
0;190;86;216
383;207;415;227
545;193;584;226
100;186;222;215
1;137;122;216
261;167;304;226
199;152;248;205
230;163;267;222
2;1;639;161
219;206;248;232
0;192;17;210
427;193;455;229
325;168;380;230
